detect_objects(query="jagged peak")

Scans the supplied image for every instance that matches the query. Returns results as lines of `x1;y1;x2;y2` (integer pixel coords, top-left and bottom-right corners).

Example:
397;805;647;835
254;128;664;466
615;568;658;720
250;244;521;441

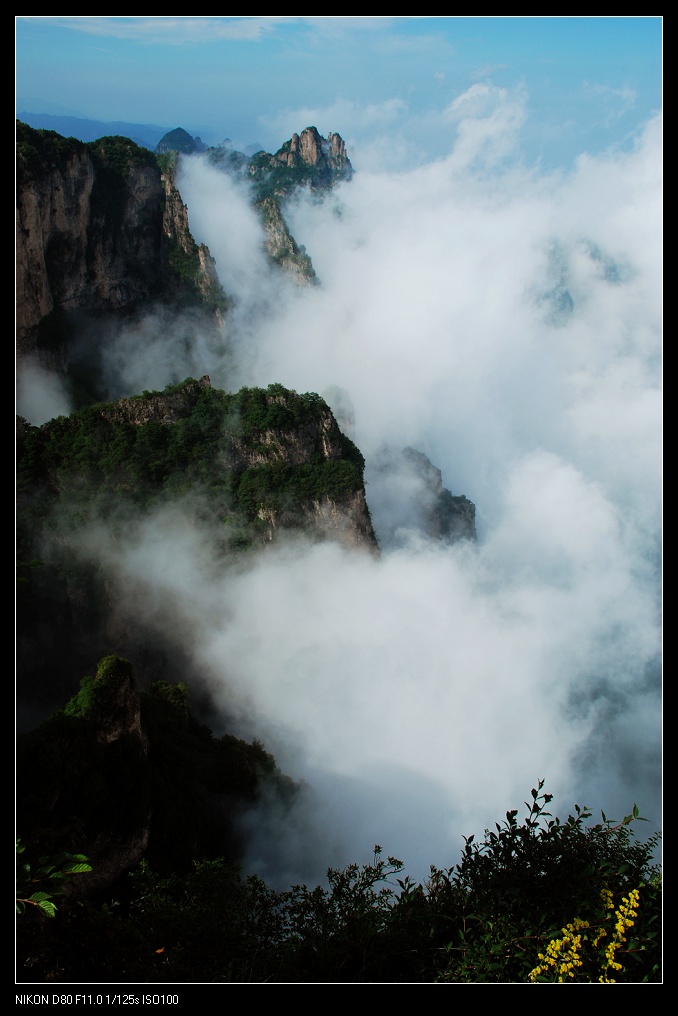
272;126;352;181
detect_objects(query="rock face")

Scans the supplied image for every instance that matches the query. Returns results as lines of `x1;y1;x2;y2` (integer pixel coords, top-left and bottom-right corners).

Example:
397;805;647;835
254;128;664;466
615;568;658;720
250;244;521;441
273;127;353;184
261;128;351;283
17;378;378;709
68;655;147;747
259;196;317;283
235;127;353;284
401;448;476;543
101;373;213;426
367;446;476;548
29;376;379;554
16;122;225;371
301;490;377;552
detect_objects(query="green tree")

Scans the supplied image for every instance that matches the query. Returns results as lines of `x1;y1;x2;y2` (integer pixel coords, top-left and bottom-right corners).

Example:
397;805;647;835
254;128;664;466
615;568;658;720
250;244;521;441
432;781;661;982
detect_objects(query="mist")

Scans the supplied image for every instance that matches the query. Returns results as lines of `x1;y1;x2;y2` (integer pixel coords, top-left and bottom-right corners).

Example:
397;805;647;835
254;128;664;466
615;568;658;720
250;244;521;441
16;358;73;426
24;89;662;887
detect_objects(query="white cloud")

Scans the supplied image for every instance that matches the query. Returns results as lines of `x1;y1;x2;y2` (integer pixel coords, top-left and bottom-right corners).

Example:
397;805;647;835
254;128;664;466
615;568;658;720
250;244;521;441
583;80;638;126
18;16;398;45
67;102;662;884
16;359;72;425
17;16;291;44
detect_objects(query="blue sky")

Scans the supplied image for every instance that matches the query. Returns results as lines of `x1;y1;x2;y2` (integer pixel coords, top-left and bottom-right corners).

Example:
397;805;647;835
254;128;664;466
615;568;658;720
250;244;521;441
16;16;662;169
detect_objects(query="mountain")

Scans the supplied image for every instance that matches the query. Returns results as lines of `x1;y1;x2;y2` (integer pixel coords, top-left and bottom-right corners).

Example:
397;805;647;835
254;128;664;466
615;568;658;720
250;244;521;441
15;119;656;988
15;122;476;964
15;118;474;717
17;654;294;892
17;375;377;712
16;373;376;907
155;126;208;155
161;124;354;195
246;127;352;283
248;125;353;195
16;122;225;395
369;446;477;547
15;120;351;391
159;124;354;283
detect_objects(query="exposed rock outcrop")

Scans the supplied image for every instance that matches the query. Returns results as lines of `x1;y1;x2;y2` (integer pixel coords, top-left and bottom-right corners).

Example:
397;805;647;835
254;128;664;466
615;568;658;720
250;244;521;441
255;128;351;283
17;379;378;709
16;122;226;372
207;126;353;285
102;373;213;426
401;447;476;543
300;490;377;552
155;164;226;313
66;655;146;747
259;196;317;283
368;446;476;548
16;656;290;895
273;127;353;184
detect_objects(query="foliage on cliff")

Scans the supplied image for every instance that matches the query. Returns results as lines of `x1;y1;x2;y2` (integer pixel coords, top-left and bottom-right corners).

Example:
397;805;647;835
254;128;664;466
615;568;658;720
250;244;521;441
16;120;84;182
17;122;158;210
17;379;368;553
16;379;373;710
16;656;288;877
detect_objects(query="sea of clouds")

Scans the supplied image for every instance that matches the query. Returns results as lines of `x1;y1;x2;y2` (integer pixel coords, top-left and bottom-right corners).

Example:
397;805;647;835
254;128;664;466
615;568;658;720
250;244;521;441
18;85;662;886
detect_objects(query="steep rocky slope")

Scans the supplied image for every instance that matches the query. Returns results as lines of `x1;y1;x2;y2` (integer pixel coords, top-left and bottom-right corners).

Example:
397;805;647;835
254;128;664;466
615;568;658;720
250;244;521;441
205;125;353;283
16;122;225;374
17;377;377;710
18;375;376;550
17;654;292;893
369;446;476;546
247;127;352;284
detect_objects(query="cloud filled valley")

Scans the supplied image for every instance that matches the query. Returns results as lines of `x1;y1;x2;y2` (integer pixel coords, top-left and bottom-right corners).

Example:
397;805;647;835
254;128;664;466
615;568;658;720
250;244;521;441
17;96;662;891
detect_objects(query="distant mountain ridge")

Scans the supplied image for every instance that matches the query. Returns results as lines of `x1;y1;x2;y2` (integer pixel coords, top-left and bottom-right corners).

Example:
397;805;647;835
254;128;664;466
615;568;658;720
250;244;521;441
16;111;171;150
155;126;208;155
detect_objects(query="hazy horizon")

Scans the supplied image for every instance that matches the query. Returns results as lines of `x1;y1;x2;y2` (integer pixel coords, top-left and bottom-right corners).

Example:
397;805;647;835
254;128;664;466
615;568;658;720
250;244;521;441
16;17;662;172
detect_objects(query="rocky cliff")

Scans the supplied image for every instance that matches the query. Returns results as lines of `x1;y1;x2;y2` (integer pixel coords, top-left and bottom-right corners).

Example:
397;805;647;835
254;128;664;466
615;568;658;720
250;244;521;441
368;446;477;548
17;377;377;709
203;126;352;284
16;655;290;893
206;125;353;197
16;122;225;373
18;375;377;551
259;196;317;283
269;126;353;186
248;127;352;284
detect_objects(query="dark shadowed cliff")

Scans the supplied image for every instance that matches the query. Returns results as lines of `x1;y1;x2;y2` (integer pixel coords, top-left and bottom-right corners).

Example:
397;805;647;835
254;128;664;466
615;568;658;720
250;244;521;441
16;122;225;378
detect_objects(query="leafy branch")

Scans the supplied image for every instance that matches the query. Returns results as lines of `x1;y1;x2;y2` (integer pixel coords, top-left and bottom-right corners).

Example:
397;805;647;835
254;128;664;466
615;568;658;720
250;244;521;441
16;839;92;918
